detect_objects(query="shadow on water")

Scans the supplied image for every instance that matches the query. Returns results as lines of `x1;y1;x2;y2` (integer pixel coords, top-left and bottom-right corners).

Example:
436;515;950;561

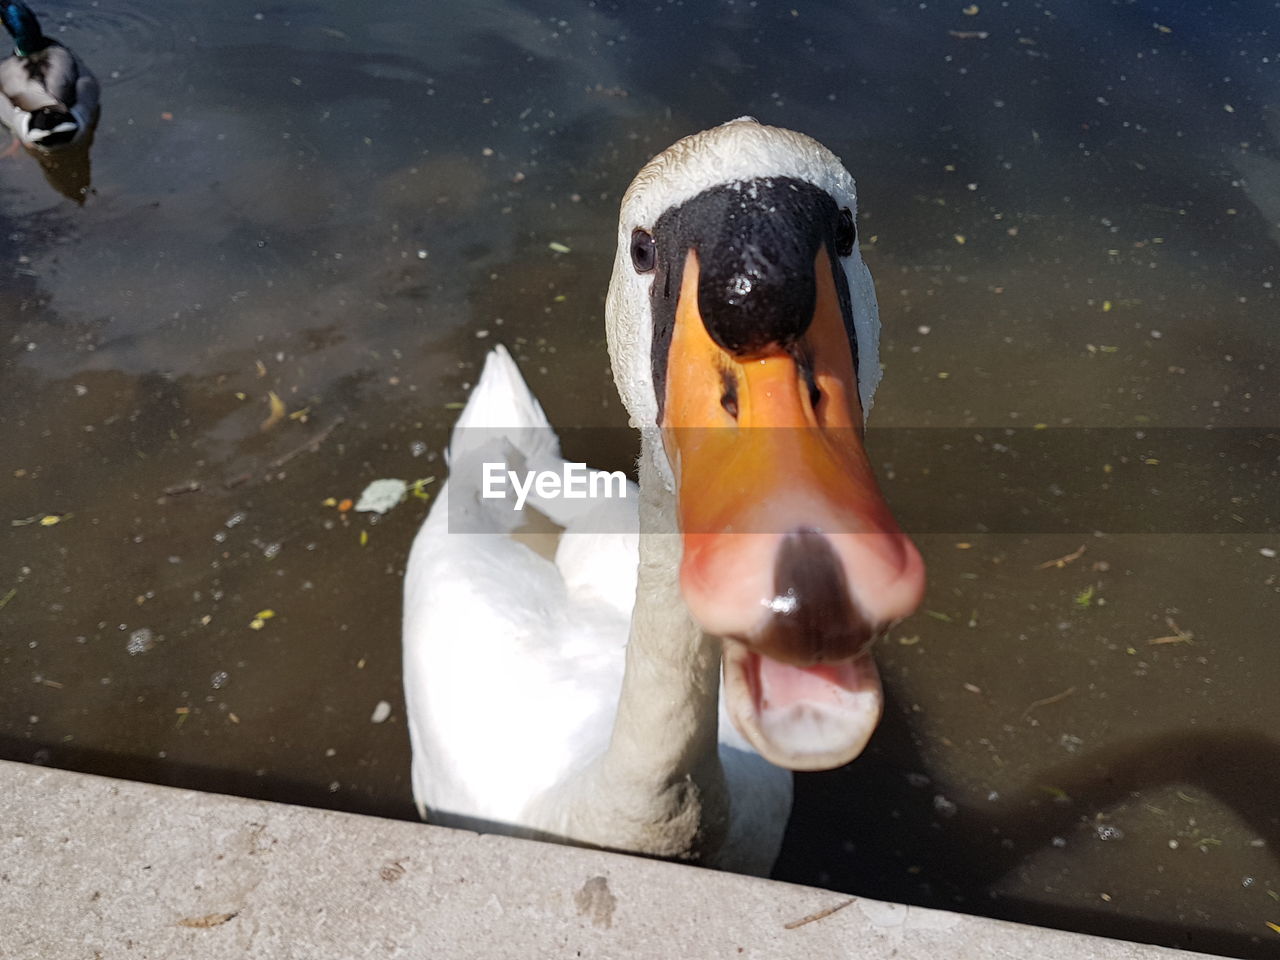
780;694;1280;959
25;119;98;205
0;736;415;820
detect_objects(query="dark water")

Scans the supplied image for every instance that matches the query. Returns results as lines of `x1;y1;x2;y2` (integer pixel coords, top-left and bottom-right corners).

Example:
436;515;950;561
3;0;1278;955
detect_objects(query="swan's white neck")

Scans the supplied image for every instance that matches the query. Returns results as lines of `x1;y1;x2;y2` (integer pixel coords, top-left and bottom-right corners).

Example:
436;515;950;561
525;434;727;861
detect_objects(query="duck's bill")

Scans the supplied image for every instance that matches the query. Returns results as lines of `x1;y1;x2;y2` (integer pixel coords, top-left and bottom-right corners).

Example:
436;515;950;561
661;247;925;770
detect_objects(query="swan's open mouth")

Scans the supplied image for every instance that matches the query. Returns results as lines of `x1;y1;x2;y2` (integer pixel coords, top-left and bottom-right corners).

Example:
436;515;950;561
722;638;883;770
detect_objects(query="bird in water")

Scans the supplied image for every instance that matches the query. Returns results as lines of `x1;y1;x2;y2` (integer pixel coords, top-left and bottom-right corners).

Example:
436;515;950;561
403;119;926;876
1;0;98;153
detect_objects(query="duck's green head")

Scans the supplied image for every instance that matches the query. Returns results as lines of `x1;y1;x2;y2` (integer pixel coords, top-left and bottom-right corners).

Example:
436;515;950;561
2;2;45;56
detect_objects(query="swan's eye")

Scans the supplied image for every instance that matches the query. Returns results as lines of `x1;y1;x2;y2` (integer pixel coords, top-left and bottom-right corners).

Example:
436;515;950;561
630;228;656;273
835;208;856;257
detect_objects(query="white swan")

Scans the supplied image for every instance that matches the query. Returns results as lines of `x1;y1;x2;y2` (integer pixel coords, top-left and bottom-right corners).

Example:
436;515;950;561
403;118;926;876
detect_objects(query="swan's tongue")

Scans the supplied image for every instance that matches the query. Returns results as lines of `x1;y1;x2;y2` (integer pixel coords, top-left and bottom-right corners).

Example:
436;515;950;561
721;638;883;770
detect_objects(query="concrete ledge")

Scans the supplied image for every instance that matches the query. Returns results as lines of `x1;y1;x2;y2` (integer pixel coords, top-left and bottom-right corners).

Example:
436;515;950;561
0;760;1211;959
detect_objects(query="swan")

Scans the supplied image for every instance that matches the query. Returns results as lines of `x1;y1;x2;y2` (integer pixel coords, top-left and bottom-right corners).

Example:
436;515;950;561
403;118;926;876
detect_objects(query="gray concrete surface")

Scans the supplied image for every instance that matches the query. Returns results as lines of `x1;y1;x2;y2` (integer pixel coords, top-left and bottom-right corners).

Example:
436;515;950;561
0;759;1213;959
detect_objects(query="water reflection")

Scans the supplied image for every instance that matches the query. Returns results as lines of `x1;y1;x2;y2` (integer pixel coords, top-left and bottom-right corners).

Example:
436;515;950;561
26;125;95;202
1;0;1277;956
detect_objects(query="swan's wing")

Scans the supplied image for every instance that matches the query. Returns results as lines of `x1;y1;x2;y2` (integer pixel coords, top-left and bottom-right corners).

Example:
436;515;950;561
449;344;558;462
552;490;640;614
403;483;629;827
403;346;635;828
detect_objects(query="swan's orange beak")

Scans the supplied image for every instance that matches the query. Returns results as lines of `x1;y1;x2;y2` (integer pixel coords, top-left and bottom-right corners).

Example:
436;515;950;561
661;248;925;770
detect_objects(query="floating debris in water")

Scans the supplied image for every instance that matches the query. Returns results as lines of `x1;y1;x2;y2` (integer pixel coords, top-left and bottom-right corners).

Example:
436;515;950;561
249;610;275;630
126;628;156;656
548;241;571;254
211;671;230;690
1094;823;1125;842
1059;733;1085;754
356;479;408;514
11;512;72;527
371;700;392;724
1022;686;1077;720
1036;544;1086;570
1149;617;1194;646
261;390;287;431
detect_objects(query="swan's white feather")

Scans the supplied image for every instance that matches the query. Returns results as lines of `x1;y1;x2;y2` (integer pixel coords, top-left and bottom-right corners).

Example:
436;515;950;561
403;345;790;871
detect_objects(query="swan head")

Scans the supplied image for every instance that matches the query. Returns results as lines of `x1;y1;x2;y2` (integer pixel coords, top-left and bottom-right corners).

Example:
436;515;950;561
605;118;926;771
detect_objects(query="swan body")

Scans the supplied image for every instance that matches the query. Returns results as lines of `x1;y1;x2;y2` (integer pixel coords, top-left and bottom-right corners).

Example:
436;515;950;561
1;1;98;151
404;345;791;873
404;119;926;874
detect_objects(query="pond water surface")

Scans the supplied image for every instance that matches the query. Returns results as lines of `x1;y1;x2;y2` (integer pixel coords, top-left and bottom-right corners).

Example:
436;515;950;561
2;1;1278;956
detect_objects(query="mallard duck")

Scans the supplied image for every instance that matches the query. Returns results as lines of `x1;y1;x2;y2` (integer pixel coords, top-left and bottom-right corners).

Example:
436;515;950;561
402;118;926;875
1;1;98;151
